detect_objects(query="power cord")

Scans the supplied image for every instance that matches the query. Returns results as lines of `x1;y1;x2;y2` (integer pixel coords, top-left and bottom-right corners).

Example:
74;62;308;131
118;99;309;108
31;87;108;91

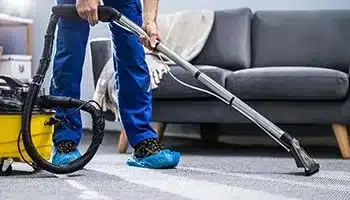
155;52;229;104
45;99;102;128
17;130;35;168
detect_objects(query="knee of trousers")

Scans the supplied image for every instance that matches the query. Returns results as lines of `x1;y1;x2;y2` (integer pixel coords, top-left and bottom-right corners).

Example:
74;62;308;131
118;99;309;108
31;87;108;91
112;33;151;95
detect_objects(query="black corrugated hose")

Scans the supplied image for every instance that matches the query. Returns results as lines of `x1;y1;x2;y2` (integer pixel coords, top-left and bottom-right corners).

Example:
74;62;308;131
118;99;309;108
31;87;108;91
20;13;105;174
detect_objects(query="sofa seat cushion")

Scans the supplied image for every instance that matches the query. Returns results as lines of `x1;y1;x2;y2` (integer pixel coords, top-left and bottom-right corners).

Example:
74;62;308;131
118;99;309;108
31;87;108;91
153;65;232;99
225;67;349;100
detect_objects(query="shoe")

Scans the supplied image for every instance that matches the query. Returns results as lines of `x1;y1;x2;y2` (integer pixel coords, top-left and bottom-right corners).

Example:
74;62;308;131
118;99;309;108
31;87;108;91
126;138;181;169
52;140;81;166
52;149;81;166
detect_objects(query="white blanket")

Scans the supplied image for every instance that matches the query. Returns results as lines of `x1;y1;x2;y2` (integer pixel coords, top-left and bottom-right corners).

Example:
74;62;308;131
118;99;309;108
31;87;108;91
93;10;214;121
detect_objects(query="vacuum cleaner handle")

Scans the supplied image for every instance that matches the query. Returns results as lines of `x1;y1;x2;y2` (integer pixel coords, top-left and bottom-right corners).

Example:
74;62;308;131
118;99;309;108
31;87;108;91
52;4;121;22
0;75;28;88
52;4;156;50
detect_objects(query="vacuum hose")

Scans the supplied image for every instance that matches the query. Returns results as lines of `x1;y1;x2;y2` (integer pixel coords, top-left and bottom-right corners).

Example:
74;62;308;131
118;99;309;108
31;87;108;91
20;10;105;174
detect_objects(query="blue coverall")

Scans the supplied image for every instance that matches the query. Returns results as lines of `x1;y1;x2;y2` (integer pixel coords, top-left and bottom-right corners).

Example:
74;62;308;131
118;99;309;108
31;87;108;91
51;0;158;148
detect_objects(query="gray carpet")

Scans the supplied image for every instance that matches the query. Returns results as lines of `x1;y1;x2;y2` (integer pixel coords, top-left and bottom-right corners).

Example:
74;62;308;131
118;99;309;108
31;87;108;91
0;131;349;200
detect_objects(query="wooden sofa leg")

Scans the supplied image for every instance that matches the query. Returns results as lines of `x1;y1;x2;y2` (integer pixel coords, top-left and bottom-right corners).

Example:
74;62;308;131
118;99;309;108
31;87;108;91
332;124;350;159
155;122;167;142
117;128;129;153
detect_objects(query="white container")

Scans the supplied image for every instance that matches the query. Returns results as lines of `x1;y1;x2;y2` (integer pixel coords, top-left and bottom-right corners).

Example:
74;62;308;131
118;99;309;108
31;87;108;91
0;55;32;82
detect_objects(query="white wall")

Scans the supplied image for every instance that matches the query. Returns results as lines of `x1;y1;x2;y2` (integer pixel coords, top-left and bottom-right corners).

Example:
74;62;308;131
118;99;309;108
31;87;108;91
32;0;350;132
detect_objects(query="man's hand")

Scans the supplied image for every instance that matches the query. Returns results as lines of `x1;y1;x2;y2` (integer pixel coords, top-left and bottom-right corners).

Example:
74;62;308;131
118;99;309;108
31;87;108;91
141;21;161;50
141;0;160;50
76;0;101;26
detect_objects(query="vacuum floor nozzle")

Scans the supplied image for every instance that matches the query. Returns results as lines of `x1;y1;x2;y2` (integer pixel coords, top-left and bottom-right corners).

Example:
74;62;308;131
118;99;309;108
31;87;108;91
290;139;320;176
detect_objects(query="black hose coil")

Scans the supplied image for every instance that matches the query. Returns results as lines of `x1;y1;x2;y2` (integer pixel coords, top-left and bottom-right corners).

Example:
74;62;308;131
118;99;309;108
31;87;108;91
20;13;105;174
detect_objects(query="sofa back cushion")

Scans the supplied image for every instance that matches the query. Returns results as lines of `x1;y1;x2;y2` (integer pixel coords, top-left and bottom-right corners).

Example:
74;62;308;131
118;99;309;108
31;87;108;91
192;8;252;71
251;10;350;72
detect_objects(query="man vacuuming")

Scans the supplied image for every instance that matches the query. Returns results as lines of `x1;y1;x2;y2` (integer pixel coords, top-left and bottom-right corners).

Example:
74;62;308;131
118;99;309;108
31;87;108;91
50;0;181;168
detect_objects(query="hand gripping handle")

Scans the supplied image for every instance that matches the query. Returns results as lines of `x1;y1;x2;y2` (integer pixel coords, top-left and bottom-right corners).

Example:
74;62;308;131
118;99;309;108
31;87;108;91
52;4;121;22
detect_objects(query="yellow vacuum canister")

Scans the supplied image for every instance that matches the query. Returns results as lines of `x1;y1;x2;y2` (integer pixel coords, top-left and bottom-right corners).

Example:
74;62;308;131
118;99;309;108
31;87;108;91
0;75;55;175
0;112;55;160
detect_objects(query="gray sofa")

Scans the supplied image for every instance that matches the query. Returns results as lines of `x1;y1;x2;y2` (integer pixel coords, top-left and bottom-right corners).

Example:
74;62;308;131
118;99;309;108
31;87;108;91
90;8;350;158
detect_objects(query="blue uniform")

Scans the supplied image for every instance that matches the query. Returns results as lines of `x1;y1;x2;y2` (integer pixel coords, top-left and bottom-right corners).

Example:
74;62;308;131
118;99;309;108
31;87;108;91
51;0;158;148
51;0;180;168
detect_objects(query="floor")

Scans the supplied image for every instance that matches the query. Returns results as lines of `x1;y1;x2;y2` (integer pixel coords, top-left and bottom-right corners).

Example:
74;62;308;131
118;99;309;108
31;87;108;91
1;131;349;200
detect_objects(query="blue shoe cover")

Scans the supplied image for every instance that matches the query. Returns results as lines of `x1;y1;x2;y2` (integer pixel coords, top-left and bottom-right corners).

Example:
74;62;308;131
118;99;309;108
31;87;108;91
52;149;82;166
127;149;180;169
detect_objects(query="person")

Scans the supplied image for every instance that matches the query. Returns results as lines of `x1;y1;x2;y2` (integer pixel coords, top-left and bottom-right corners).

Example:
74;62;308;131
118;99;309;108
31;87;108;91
50;0;180;168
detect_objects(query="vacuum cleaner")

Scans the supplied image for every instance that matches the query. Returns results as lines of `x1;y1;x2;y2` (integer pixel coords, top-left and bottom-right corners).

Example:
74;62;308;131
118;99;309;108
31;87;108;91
52;4;320;176
0;8;105;176
0;4;319;176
